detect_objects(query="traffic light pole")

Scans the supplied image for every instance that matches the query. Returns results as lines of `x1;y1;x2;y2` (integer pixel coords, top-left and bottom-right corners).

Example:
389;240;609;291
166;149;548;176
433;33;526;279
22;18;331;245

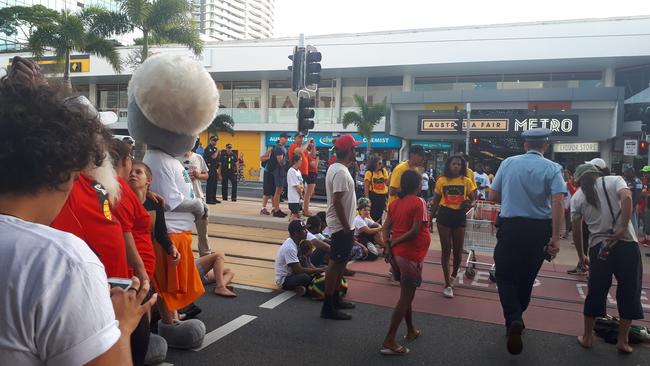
465;102;471;156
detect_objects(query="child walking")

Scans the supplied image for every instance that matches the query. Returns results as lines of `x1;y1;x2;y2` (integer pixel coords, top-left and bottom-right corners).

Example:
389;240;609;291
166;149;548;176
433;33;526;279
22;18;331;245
287;153;305;221
381;169;431;355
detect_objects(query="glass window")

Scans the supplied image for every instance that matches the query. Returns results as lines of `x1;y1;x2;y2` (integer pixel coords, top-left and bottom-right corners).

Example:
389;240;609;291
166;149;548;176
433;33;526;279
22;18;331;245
457;75;501;90
499;74;549;89
315;79;337;123
367;76;402;105
414;76;456;91
215;81;232;108
268;80;297;124
73;84;89;99
97;84;128;111
341;78;366;107
232;81;260;109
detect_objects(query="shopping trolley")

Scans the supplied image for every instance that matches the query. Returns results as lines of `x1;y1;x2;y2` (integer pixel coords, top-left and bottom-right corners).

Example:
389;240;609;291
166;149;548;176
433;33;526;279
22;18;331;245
464;201;500;282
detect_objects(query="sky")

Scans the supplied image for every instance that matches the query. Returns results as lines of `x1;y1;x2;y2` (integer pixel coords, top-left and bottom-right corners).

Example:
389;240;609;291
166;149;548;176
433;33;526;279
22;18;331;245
274;0;650;38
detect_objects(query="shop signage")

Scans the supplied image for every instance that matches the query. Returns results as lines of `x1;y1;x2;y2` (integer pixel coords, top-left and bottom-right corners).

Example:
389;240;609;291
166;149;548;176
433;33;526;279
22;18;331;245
624;139;639;156
412;141;452;150
553;142;599;153
418;115;579;136
266;132;401;149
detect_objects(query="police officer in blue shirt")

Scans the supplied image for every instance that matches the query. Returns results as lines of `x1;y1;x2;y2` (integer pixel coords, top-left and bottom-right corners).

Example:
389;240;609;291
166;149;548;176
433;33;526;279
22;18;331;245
489;128;567;355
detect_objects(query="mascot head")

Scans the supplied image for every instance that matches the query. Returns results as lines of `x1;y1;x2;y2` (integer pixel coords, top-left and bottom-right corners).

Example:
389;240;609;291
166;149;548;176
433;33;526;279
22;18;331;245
127;54;219;156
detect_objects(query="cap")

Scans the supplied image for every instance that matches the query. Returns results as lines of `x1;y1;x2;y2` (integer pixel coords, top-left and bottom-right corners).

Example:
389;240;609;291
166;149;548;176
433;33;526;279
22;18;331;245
522;128;551;140
226;143;232;148
279;132;290;138
288;220;306;234
357;197;370;210
574;163;600;181
306;215;321;229
642;166;650;173
63;95;117;126
333;134;362;151
210;135;218;141
585;158;607;170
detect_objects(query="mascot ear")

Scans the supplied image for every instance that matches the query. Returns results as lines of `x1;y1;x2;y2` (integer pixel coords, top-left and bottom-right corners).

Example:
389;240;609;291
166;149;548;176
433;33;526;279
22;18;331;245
127;54;219;156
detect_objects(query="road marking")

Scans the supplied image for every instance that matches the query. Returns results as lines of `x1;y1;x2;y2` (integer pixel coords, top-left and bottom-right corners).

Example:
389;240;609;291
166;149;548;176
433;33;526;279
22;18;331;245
193;315;257;351
232;284;274;293
158;363;174;366
259;291;297;309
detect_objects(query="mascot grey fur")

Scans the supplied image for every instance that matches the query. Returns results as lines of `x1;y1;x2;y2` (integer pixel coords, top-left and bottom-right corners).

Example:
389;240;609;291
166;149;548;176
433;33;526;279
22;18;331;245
128;53;219;350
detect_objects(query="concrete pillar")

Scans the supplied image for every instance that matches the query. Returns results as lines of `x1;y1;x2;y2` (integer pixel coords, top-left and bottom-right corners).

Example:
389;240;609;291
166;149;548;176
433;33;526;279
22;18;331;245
260;79;269;124
335;77;342;124
403;74;413;92
602;67;615;87
600;140;613;167
88;83;97;105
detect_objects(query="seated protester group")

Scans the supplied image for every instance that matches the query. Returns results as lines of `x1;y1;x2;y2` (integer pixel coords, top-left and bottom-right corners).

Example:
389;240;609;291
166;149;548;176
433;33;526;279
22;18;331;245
275;220;326;294
305;215;332;267
354;197;386;260
0;57;155;365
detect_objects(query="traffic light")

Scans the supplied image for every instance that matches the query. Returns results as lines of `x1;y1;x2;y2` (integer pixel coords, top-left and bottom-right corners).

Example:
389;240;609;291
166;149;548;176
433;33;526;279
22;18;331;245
304;46;322;86
298;96;315;133
288;47;304;92
472;137;479;145
640;140;648;154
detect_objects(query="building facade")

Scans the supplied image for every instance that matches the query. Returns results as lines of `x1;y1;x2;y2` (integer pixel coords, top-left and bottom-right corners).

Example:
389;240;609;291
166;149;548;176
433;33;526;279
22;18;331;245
3;16;650;178
193;0;274;41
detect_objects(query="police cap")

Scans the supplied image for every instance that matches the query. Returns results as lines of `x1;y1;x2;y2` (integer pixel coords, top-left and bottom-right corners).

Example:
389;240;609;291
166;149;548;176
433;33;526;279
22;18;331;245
522;128;551;141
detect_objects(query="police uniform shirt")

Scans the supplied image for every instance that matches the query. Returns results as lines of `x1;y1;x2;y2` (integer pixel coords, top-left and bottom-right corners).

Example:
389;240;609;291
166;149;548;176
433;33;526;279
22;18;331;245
491;151;567;219
219;151;237;173
204;145;218;169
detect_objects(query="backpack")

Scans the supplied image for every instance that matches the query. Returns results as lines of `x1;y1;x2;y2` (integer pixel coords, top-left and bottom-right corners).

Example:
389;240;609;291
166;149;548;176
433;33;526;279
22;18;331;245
594;316;648;344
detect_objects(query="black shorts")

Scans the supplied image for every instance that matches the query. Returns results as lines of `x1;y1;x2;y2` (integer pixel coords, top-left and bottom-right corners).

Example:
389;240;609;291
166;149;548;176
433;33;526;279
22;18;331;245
436;206;466;229
305;172;317;185
263;170;276;196
330;229;354;263
288;202;301;214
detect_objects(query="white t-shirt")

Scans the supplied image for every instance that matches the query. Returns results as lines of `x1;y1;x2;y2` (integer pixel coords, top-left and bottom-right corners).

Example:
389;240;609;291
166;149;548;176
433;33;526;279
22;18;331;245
287;167;303;204
571;176;638;248
145;149;196;232
0;215;120;366
177;152;208;201
326;162;357;233
422;173;429;191
353;215;375;236
274;238;299;287
474;172;491;199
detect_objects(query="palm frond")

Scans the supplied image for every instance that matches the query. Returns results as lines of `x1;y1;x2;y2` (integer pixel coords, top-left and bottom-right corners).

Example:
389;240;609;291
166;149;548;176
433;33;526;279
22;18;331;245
209;114;235;136
83;33;121;73
146;0;191;30
81;6;132;37
367;101;387;125
353;94;370;120
342;111;362;129
120;0;151;28
27;23;60;57
153;23;203;55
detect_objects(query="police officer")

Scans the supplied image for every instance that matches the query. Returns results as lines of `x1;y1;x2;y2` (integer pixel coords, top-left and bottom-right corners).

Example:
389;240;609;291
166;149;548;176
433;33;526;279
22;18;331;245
219;143;238;201
204;135;220;204
489;128;567;355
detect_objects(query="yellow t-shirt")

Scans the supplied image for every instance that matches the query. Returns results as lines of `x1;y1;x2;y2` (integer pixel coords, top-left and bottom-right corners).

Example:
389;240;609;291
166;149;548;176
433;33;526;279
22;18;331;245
388;161;410;205
364;168;389;195
435;176;475;210
466;167;478;192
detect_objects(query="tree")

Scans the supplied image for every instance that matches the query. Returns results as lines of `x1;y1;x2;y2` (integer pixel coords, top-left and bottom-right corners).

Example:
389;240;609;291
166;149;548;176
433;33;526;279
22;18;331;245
18;6;131;84
342;94;387;154
0;5;59;49
120;0;202;63
208;114;235;138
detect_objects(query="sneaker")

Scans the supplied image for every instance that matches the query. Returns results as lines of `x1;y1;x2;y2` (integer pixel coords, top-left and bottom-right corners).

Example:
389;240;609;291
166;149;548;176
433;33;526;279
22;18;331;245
272;210;285;218
294;286;307;296
321;309;352;320
260;208;271;215
443;286;454;298
449;275;456;287
567;265;587;275
507;320;524;355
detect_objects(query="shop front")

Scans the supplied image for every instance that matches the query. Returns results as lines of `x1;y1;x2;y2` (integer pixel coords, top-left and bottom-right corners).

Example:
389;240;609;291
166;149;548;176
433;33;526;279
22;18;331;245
199;131;262;181
552;142;601;171
410;140;452;176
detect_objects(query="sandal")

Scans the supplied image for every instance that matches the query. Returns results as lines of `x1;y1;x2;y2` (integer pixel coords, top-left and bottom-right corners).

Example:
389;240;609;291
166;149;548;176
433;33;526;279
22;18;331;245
404;330;422;341
380;345;410;356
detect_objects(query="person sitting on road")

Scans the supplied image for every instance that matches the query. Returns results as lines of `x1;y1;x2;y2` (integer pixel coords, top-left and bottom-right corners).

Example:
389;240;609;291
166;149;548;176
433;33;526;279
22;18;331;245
381;169;431;356
306;215;332;267
275;220;326;294
354;197;386;257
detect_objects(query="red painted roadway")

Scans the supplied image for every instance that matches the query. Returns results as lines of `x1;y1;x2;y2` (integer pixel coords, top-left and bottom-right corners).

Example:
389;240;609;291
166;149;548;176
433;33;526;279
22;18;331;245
346;249;650;337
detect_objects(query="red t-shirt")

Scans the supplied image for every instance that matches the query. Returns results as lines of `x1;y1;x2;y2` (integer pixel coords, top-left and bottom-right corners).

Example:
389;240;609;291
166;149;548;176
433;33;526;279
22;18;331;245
112;177;156;277
387;195;431;262
288;143;309;175
51;173;129;278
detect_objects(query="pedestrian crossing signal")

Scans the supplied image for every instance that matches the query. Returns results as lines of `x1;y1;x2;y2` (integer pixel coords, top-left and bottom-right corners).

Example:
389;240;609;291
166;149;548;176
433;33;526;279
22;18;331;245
472;137;479;145
640;140;648;154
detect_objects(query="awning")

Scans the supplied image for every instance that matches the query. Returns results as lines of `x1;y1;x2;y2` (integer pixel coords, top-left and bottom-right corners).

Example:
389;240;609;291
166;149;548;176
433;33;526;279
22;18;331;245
625;87;650;104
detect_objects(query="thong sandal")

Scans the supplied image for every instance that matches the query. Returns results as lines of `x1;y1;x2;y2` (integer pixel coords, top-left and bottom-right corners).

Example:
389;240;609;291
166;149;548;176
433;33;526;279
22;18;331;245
404;330;422;341
380;345;410;356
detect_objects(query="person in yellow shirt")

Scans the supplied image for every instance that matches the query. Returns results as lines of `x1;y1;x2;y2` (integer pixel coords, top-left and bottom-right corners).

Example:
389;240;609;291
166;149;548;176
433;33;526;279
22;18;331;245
388;145;426;206
364;155;390;223
429;155;477;299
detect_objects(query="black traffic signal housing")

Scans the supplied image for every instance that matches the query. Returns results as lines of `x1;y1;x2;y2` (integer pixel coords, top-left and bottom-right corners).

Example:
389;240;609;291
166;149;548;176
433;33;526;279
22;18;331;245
298;96;316;133
304;46;322;86
288;47;304;92
640;140;649;154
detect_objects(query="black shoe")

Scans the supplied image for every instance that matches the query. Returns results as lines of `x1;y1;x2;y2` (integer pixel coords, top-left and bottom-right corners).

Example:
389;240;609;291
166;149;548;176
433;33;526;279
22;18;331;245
207;200;217;204
232;199;237;202
215;199;221;204
507;320;524;355
333;292;355;309
344;269;356;276
321;308;352;320
222;198;228;201
179;303;202;320
273;211;284;218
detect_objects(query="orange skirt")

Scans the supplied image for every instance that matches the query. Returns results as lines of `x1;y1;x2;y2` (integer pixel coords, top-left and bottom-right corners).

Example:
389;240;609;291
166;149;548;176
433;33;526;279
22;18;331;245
152;232;205;311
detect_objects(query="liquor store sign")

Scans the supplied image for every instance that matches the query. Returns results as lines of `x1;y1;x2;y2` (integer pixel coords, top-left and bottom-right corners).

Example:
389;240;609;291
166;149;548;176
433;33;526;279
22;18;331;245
419;115;579;136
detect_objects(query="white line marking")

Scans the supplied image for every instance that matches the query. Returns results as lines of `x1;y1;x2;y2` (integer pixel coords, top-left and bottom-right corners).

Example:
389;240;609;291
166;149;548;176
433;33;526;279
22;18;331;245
232;284;274;293
259;291;297;309
193;315;257;351
157;363;174;366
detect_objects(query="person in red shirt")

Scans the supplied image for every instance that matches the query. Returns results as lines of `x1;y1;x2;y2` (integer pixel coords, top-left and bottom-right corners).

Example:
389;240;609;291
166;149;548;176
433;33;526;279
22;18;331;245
380;169;430;356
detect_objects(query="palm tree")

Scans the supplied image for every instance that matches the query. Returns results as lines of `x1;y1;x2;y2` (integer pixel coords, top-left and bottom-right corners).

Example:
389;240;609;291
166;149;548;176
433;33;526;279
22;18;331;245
120;0;202;63
342;94;387;154
208;114;235;138
27;6;130;85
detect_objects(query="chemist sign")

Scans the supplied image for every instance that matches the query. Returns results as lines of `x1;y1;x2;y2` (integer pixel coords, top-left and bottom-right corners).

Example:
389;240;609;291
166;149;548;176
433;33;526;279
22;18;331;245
624;139;639;156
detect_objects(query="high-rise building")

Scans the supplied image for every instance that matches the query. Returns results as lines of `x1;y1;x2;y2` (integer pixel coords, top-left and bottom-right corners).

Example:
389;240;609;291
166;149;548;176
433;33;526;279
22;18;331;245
193;0;274;41
0;0;120;51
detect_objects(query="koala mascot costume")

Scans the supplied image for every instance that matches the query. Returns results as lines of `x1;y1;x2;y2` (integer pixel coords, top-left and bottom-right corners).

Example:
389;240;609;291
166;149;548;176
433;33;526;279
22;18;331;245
128;54;218;350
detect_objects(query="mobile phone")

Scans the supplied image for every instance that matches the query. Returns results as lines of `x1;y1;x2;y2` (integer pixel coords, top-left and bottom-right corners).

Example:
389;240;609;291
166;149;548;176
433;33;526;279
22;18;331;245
108;277;132;290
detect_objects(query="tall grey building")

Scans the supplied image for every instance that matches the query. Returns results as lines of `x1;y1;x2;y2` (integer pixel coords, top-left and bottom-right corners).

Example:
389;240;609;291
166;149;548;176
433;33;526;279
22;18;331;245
193;0;274;41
